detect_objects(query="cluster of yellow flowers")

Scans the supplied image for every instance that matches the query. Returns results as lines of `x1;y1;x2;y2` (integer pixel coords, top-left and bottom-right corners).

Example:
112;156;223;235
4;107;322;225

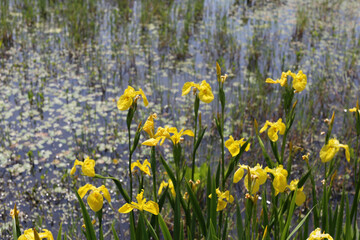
225;135;250;157
142;125;194;146
233;164;306;206
266;70;307;93
70;157;112;213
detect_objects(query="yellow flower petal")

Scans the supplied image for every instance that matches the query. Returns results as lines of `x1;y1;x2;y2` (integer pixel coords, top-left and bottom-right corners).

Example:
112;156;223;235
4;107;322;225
138;88;148;107
78;184;95;199
295;190;306;206
233;167;244;183
87;190;104;212
18;229;54;240
182;129;194;137
307;228;333;240
117;94;133;111
142;138;161;146
182;82;195;96
118;203;136;213
144;201;159;215
82;157;95;177
98;185;111;203
216;199;227;211
198;80;214;103
292;70;307;92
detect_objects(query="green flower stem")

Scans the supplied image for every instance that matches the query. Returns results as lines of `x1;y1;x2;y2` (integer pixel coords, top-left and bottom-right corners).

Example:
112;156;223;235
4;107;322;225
355;135;359;184
191;95;200;180
96;209;104;240
280;129;289;164
151;146;157;202
128;124;133;201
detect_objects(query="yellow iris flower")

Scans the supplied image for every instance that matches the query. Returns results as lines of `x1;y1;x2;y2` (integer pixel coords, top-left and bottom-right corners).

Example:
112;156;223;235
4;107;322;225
18;229;54;240
117;86;148;111
131;159;151;176
118;189;159;215
289;70;307;93
208;188;234;211
307;228;333;240
233;164;267;194
70;157;95;177
169;127;194;145
349;107;360;114
266;70;307;93
265;71;290;87
260;118;286;142
225;135;250;157
320;138;350;163
287;179;306;206
78;184;111;212
265;165;288;196
142;126;172;146
158;180;176;197
143;113;157;138
142;126;194;146
182;80;214;103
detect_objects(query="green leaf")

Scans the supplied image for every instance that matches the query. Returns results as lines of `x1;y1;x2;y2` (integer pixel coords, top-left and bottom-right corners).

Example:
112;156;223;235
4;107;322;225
236;201;244;239
130;213;136;240
126;104;137;130
345;196;351;240
335;188;345;240
74;190;96;240
131;127;143;155
137;213;149;240
12;204;21;240
215;162;221;188
207;220;218;240
112;220;120;240
194;127;207;153
350;167;360;222
209;176;217;233
281;190;297;240
144;215;159;240
270;141;280;164
286;206;315;240
297;168;311;188
57;223;62;240
95;174;130;203
256;134;273;168
159;214;172;240
159;155;176;186
186;182;207;237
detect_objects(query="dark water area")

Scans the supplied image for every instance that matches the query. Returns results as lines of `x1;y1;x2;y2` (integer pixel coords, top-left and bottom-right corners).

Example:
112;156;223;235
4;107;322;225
0;0;359;238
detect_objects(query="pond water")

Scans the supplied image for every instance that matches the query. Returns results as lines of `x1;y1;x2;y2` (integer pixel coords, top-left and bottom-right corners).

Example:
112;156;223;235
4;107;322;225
0;0;359;238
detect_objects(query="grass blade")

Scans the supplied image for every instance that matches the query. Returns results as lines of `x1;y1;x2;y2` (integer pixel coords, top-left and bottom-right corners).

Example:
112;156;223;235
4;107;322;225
74;190;96;240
